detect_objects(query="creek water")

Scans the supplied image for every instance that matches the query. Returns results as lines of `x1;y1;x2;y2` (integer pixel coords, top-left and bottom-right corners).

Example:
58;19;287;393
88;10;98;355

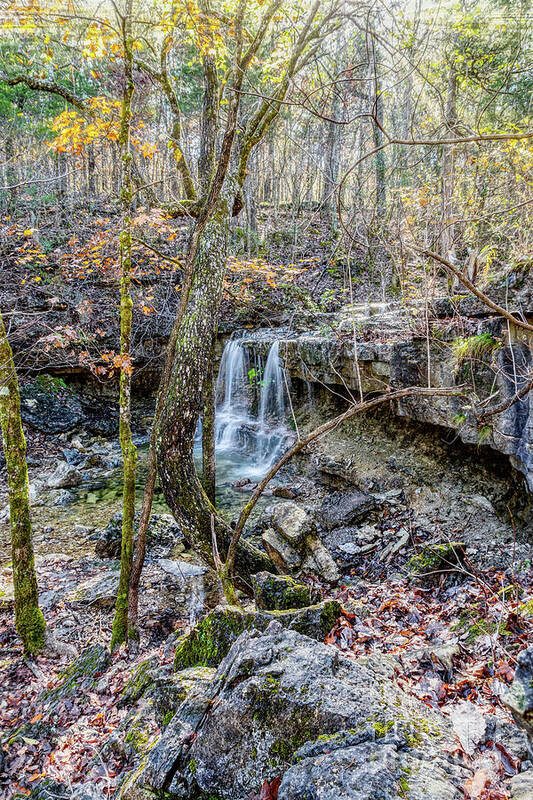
0;338;292;562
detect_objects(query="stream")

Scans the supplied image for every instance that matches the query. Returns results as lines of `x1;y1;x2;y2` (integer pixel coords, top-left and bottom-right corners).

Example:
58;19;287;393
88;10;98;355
0;337;293;626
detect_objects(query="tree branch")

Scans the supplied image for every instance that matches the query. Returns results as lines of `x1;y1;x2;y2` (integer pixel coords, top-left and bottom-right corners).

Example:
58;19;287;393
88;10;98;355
0;74;87;113
417;248;533;333
225;385;465;571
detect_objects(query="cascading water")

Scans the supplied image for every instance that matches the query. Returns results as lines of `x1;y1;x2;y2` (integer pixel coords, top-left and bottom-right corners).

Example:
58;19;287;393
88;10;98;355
215;338;250;451
213;337;292;480
255;340;290;471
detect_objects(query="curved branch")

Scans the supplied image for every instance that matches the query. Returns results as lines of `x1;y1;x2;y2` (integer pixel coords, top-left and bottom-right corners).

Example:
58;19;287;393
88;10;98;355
478;375;533;421
225;385;465;571
1;74;87;112
417;248;533;333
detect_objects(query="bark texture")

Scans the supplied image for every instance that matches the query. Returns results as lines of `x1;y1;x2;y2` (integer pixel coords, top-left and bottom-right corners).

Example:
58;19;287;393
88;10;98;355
0;310;45;655
156;207;271;578
202;339;217;505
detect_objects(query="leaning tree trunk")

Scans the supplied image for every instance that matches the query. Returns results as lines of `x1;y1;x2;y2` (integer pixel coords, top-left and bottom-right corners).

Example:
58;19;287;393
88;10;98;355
156;206;271;582
0;310;45;655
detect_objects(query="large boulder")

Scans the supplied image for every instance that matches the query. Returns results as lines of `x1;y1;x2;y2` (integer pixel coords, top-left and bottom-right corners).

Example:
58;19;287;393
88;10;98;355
20;386;84;434
173;602;341;671
124;624;466;800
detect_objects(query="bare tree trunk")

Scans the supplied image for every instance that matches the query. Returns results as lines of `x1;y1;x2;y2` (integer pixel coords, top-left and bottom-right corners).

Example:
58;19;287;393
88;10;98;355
373;88;386;224
0;310;45;655
441;59;457;268
157;207;271;579
202;337;216;505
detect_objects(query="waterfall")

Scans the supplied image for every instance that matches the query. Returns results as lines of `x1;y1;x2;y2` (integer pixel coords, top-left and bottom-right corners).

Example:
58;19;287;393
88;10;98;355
213;337;291;479
255;340;289;470
215;338;250;451
258;340;285;425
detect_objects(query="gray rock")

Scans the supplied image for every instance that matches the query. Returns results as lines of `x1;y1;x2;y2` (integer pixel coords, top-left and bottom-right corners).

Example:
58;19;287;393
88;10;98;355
61;447;86;466
510;771;533;800
43;644;110;706
483;715;530;762
157;559;205;579
301;533;340;584
149;667;215;728
317;490;376;531
94;512;182;559
46;461;82;489
262;514;340;584
279;737;465;799
49;488;77;507
502;646;533;757
270;501;316;543
128;624;464;800
173;602;341;670
29;778;103;800
70;570;119;607
262;527;302;570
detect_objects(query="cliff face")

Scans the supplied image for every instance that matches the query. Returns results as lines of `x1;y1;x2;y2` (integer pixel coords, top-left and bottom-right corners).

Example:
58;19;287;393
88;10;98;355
240;301;533;491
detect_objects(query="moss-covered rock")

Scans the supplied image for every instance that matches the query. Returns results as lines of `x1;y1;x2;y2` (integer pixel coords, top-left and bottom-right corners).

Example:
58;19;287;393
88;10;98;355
43;644;110;705
120;657;159;708
132;623;463;800
149;667;215;727
173;602;341;671
174;606;256;669
252;571;319;611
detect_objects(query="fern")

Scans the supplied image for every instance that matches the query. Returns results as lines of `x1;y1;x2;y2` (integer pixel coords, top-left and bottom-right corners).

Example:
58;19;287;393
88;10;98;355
452;333;500;365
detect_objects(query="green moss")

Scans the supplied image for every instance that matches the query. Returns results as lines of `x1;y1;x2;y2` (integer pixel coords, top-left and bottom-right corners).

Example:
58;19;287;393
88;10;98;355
373;719;394;737
174;606;255;670
452;609;511;645
408;542;465;576
398;774;410;797
252;573;314;611
43;645;109;704
519;598;533;617
161;710;175;728
120;657;156;706
125;721;149;752
452;333;501;366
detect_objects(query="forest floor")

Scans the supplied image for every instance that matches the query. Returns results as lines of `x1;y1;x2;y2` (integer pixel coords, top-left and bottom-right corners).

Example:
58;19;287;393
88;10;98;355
1;410;532;800
1;562;532;799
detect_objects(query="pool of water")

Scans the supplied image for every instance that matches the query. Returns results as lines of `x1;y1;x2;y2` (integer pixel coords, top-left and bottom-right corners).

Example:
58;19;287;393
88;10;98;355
0;443;276;563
